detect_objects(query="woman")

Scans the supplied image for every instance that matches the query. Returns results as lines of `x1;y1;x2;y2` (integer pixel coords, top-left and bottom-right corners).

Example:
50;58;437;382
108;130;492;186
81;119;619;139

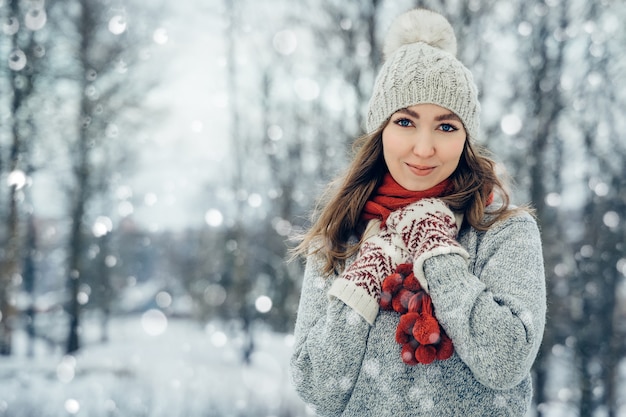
290;8;546;417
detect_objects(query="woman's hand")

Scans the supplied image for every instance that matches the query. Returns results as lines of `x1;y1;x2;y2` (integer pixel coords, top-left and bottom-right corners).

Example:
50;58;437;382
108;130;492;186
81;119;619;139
386;198;468;293
328;219;409;324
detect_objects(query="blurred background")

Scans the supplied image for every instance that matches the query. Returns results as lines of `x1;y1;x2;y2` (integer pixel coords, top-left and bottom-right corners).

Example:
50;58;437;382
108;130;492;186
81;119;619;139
0;0;624;416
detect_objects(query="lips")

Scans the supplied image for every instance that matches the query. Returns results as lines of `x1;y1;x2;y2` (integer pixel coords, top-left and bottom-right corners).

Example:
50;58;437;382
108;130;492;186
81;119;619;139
407;163;435;176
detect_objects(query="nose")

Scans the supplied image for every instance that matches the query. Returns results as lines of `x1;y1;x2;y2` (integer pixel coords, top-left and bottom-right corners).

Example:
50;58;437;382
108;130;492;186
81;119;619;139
411;130;435;158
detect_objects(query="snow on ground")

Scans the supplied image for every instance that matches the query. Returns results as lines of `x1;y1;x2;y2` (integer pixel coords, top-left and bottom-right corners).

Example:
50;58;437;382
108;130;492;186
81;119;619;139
0;314;624;416
0;315;313;417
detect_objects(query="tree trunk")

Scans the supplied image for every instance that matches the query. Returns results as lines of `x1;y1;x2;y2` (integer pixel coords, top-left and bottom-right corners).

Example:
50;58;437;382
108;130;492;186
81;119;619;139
23;213;37;358
66;109;89;354
65;0;101;355
0;0;34;357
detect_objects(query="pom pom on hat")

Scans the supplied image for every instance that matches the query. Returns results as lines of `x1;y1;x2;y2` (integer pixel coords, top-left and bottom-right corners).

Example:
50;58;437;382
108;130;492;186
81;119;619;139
383;8;457;59
366;9;481;142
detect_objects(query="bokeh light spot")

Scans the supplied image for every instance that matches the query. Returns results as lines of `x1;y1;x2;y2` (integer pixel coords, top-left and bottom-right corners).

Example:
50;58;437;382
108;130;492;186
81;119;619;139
273;30;297;55
108;15;127;35
500;114;522;135
255;295;272;313
205;209;224;227
65;399;80;414
141;309;168;336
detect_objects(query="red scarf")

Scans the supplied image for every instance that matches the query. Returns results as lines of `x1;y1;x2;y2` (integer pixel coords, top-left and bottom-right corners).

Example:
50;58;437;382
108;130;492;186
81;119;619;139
362;173;452;226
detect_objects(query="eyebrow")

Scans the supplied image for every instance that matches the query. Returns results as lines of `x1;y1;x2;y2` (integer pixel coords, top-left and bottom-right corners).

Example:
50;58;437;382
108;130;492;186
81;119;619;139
397;108;462;123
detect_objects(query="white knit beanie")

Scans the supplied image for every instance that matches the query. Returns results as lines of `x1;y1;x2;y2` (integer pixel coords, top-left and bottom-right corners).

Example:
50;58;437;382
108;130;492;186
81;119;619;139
366;9;481;142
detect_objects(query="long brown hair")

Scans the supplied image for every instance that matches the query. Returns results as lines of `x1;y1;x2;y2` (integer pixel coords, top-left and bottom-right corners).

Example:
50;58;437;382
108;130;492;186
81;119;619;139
292;123;529;276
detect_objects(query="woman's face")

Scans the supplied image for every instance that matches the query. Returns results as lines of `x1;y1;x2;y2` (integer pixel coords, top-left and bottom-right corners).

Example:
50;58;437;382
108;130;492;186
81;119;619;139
382;103;467;191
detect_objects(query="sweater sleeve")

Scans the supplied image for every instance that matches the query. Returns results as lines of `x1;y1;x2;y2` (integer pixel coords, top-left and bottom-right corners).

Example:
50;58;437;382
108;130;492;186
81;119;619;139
425;214;546;390
290;255;371;416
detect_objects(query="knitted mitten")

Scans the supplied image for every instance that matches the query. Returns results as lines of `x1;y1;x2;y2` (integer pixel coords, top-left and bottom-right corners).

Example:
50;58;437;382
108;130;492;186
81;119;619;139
380;264;454;365
328;220;409;325
386;198;468;293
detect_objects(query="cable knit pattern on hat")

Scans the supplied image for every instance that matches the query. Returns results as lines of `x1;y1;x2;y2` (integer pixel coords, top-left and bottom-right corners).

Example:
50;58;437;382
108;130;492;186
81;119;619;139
366;9;481;142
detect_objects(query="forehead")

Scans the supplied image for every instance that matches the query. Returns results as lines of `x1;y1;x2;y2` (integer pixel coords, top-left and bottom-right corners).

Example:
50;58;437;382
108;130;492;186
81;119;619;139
397;104;462;121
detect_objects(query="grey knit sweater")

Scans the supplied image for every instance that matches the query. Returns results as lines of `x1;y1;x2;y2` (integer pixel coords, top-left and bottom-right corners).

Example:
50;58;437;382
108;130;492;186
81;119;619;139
290;212;546;416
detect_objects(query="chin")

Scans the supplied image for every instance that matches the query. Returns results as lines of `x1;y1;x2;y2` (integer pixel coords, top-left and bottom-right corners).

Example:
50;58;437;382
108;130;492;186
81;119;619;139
404;177;436;190
403;183;432;192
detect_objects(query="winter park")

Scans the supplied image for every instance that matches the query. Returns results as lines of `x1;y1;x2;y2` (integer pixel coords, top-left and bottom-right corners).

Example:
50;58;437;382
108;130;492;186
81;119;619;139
1;0;626;416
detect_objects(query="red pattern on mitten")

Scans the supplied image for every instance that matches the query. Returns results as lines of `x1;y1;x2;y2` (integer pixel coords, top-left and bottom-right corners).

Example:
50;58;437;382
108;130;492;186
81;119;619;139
386;199;468;293
380;263;454;366
328;220;410;324
342;230;401;299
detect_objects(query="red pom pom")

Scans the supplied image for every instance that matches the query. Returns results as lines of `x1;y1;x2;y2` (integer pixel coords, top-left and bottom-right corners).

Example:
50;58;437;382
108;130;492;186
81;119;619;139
392;289;414;314
420;295;434;315
401;342;419;366
379;291;393;310
436;333;454;360
382;273;404;295
396;263;413;277
399;312;419;329
395;325;410;344
395;312;418;344
403;272;422;292
412;314;441;345
415;344;437;364
407;292;425;314
391;294;404;314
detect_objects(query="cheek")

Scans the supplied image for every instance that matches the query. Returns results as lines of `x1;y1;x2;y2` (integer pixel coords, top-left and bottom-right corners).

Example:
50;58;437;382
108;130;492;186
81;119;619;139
381;132;397;163
382;131;408;158
447;139;466;162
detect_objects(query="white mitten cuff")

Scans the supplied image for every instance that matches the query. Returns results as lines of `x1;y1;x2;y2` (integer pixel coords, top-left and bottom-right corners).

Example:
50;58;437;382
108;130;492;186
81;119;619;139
328;278;380;325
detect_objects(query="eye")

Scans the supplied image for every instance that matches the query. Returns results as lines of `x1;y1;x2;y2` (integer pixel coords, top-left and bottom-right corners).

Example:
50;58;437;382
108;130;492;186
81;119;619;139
439;123;458;132
394;118;413;128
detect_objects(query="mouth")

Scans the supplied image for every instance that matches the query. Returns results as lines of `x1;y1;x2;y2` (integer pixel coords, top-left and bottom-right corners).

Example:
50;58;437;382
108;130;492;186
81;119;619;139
406;163;436;176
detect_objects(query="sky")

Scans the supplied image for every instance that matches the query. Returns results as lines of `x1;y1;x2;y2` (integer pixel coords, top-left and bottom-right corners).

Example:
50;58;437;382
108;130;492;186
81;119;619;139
124;1;231;231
